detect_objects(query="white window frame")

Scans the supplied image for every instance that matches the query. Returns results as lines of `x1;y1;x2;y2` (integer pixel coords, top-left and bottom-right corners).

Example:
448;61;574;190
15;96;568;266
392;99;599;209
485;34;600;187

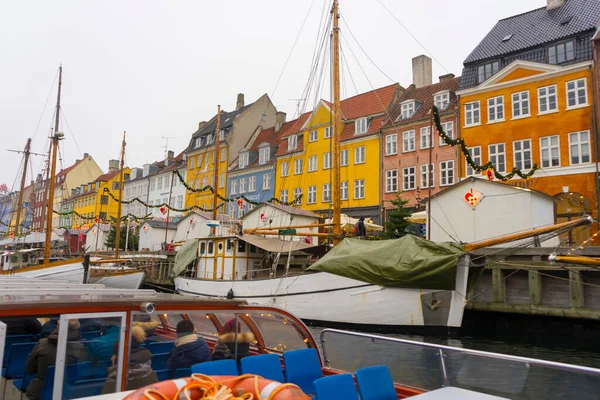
439;160;454;186
488;143;506;173
340;149;349;166
239;152;249;169
420;126;431;149
219;173;225;188
566;78;589;110
324;126;332;138
385;134;398;156
354;146;366;164
402;130;416;153
400;101;416;119
385;169;398;193
288;135;298;150
465;146;481;177
420;164;434;189
280;189;288;204
281;161;289;177
538;85;558;115
340;181;348;201
487;96;504;123
513;139;532;170
511;91;530;119
294;159;303;174
248;176;256;192
308;155;318;172
355;118;368;134
568;130;591;165
439;121;454;146
239;177;247;194
323;152;331;170
434;91;450;110
259;146;270;165
464;101;481;127
262;173;271;190
309;130;318;142
322;183;331;203
293;187;302;204
540;135;561;168
402;167;416;191
353;179;365;199
307;185;317;204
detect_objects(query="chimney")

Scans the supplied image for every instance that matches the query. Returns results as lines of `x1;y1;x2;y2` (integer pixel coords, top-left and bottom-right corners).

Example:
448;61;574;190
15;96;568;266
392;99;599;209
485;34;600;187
167;150;174;159
439;73;455;82
275;111;287;132
236;93;245;110
83;152;89;159
108;159;119;172
412;55;432;88
198;121;207;131
547;0;564;9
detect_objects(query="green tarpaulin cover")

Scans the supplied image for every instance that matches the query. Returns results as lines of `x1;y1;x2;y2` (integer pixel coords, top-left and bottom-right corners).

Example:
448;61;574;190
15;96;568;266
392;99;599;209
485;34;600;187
307;236;465;290
171;238;199;278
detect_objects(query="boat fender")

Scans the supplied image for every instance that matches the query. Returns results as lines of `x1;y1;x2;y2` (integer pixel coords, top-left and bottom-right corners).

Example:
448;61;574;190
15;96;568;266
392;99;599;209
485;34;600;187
227;288;234;299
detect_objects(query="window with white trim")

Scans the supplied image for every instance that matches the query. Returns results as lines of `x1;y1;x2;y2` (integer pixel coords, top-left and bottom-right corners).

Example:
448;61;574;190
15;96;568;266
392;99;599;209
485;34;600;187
400;101;416;119
540;135;560;168
239;152;249;169
322;184;331;202
439;161;454;186
439;121;454;146
341;181;348;201
465;101;480;126
538;85;558;114
355;118;368;134
354;179;365;199
420;127;431;149
288;135;298;150
465;147;481;176
487;96;504;122
239;177;247;193
294;159;303;174
434;92;450;110
385;169;398;193
248;176;256;192
263;173;271;190
189;157;195;169
340;149;349;166
385;134;398;155
307;186;317;204
281;161;289;177
280;190;288;204
308;155;318;172
489;143;506;172
309;130;318;142
513;139;532;170
221;148;226;161
566;79;588;108
548;41;575;64
323;152;331;169
354;146;366;164
294;187;302;204
402;130;415;152
259;147;270;165
324;126;331;138
230;180;237;195
402;167;416;191
569;131;590;165
477;61;499;83
512;91;530;118
420;164;434;188
219;173;225;188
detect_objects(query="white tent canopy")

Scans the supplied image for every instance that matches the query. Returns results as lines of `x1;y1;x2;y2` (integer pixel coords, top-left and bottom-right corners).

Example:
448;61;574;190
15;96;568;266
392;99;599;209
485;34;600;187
325;214;383;232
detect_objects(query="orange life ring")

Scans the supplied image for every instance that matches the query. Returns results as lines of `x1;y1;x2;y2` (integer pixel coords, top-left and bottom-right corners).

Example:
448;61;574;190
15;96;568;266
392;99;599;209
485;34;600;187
123;374;310;400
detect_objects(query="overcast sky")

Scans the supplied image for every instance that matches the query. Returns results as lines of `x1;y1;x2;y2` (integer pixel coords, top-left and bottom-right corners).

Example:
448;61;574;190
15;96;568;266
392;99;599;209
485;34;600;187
0;0;544;190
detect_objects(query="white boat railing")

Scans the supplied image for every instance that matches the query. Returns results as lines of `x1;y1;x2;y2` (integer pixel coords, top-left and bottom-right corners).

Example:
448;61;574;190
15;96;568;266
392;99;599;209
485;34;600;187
319;328;600;398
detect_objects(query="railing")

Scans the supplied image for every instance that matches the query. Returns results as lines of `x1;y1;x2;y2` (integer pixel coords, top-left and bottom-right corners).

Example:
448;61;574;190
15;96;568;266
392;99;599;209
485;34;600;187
319;328;600;399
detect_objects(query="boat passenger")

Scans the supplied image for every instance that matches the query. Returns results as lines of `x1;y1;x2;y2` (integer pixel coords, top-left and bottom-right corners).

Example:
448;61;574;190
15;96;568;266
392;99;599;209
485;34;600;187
40;318;58;338
3;317;42;336
166;319;210;375
25;319;87;400
211;319;254;362
356;217;367;239
80;318;103;332
86;317;122;363
101;325;158;394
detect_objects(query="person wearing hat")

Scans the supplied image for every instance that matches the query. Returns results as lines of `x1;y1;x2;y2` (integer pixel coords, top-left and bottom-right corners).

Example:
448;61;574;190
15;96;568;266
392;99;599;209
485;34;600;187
165;320;210;376
211;319;254;362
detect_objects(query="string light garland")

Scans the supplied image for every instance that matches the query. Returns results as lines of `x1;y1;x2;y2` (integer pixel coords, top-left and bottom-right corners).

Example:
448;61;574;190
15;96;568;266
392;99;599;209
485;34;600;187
432;105;538;181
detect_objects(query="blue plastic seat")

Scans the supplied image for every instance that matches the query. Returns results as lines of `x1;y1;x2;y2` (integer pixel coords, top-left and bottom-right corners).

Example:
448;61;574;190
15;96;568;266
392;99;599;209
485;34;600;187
81;330;102;340
66;361;93;384
191;360;238;376
315;374;359;400
151;353;169;371
2;335;35;366
240;354;284;382
65;377;106;399
355;365;397;400
40;366;55;400
2;342;36;378
282;348;322;395
147;341;175;354
156;369;170;382
92;360;111;378
12;371;35;393
173;368;191;379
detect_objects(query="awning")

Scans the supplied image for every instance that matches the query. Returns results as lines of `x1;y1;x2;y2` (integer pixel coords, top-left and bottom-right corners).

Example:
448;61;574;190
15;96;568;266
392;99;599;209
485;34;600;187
406;211;426;224
240;235;318;253
325;214;383;232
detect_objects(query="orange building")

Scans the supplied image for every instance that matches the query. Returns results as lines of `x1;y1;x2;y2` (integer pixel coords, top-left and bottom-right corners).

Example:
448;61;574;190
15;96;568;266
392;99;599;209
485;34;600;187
457;0;599;244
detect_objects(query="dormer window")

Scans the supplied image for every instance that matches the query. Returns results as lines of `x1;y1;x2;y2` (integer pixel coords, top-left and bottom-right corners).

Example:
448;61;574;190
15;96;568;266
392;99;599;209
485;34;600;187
288;135;298;151
355;118;368;135
477;60;500;83
206;134;215;145
195;137;202;148
219;129;226;141
400;101;416;119
434;92;450;110
259;146;270;165
548;40;575;65
239;151;249;169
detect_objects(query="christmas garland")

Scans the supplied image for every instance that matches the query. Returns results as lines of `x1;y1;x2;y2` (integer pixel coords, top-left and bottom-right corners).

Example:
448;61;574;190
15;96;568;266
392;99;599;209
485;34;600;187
432;105;538;181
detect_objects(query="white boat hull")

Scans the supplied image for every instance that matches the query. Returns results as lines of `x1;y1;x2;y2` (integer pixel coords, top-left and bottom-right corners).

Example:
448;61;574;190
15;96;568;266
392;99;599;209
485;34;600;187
175;256;469;329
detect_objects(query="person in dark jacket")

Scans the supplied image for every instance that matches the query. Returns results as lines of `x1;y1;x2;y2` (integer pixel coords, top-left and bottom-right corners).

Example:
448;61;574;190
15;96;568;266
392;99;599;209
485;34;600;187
25;319;87;400
86;318;121;363
356;217;367;239
211;319;254;362
79;318;103;332
3;317;42;336
40;318;58;338
101;325;158;394
166;320;210;375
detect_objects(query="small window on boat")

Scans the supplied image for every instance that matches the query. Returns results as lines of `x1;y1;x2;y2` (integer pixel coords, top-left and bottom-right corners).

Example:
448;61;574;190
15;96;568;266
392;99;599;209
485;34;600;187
218;242;223;252
226;239;233;252
238;240;246;253
200;242;206;255
208;241;214;254
250;245;257;253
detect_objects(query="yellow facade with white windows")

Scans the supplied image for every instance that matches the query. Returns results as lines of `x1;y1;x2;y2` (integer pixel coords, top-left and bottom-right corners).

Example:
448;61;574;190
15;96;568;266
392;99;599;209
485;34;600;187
185;145;228;212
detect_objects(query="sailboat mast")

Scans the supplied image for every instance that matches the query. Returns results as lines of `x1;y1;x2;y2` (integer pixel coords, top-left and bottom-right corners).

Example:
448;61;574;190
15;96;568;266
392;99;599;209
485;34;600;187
14;139;31;236
332;0;342;245
43;65;63;264
114;131;126;258
212;105;221;235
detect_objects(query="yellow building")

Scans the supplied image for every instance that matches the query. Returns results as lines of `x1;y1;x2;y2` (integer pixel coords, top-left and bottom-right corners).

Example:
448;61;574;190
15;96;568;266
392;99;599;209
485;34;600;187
71;168;131;229
275;85;399;224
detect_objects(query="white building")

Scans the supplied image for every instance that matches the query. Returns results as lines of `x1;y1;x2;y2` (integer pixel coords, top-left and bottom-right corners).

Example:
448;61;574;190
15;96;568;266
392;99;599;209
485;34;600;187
428;177;557;245
242;203;321;244
85;224;111;251
147;152;186;221
175;211;235;242
123;167;150;219
139;220;177;251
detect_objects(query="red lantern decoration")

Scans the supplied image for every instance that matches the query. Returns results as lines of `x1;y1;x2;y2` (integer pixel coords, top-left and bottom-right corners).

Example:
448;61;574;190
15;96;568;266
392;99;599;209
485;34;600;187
159;206;167;215
486;169;494;181
464;189;483;207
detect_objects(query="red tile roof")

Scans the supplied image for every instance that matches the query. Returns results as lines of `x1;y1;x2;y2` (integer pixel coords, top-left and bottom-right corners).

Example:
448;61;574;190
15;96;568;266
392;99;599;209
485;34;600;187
274;112;312;158
339;83;399;120
94;170;120;183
